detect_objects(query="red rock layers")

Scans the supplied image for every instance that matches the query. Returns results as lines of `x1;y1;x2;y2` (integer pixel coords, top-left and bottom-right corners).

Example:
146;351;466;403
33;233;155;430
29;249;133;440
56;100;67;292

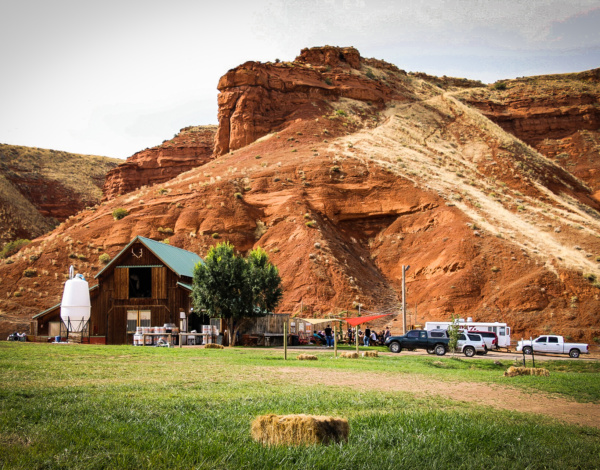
459;71;600;197
214;46;407;156
102;125;217;200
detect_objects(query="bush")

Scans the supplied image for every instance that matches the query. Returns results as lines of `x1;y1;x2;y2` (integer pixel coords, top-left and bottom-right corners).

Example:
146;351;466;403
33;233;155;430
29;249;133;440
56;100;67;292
335;109;347;117
112;208;128;220
212;233;220;239
234;193;243;199
493;81;507;90
305;221;316;228
365;69;375;80
99;253;111;264
583;273;597;282
0;239;30;259
23;268;37;277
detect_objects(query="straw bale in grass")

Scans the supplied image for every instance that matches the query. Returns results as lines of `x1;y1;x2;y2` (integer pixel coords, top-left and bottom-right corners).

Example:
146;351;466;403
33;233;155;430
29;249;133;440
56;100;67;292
504;366;549;377
339;352;359;359
297;354;318;360
361;351;378;358
204;343;224;349
251;414;349;446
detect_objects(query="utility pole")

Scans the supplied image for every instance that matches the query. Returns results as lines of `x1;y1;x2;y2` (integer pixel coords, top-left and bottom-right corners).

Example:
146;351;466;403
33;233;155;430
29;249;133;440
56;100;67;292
402;265;410;334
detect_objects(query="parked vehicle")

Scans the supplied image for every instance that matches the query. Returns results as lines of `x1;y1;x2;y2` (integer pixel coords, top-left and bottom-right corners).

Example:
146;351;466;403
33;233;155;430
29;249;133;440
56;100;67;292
456;332;487;357
385;330;449;356
425;319;511;347
463;329;498;351
516;335;589;358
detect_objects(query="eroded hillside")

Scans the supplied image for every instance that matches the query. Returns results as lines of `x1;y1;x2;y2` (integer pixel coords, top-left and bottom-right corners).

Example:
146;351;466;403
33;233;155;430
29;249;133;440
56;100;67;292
0;145;120;245
1;47;599;343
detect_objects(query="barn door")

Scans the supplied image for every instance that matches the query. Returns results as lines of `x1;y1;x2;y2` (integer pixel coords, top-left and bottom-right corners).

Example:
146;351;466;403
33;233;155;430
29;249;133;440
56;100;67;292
152;267;166;299
114;267;129;299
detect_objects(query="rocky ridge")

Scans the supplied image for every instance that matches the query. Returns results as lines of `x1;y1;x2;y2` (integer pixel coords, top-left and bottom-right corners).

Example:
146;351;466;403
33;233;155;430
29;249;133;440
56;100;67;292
0;144;119;245
102;125;217;200
0;47;599;344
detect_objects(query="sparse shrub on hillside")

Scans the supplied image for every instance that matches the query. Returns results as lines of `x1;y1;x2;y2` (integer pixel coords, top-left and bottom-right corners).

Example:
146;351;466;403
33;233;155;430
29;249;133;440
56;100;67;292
324;78;332;85
29;254;40;262
335;109;347;117
13;291;22;297
0;239;31;259
161;239;170;244
305;221;316;228
234;193;243;199
157;188;168;195
99;253;111;264
491;266;500;273
23;268;37;278
331;165;341;173
157;227;174;234
493;81;507;90
583;273;597;282
365;69;376;80
212;233;220;239
112;208;128;220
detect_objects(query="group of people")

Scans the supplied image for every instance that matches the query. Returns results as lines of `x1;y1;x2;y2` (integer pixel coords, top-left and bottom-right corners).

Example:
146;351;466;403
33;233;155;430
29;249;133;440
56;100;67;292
350;326;391;346
313;325;392;347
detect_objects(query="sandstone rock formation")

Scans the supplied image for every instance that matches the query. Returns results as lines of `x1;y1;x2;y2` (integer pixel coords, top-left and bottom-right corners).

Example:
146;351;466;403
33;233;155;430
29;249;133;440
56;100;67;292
0;144;119;245
456;70;600;199
1;47;599;344
102;125;216;200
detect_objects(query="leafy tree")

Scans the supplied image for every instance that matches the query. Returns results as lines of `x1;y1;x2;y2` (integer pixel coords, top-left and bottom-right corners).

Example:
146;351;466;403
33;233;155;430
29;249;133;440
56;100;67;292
191;242;282;346
447;314;460;354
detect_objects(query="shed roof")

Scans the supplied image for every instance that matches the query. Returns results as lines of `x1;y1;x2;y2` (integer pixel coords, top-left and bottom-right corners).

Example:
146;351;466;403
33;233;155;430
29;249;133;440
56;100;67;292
95;236;202;279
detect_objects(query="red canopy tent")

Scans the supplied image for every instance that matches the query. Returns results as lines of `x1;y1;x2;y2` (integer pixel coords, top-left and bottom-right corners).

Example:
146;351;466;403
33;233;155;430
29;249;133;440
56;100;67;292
344;314;391;327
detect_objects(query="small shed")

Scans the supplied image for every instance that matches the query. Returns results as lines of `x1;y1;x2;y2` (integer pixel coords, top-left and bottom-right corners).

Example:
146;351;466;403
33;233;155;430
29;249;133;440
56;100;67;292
32;236;203;345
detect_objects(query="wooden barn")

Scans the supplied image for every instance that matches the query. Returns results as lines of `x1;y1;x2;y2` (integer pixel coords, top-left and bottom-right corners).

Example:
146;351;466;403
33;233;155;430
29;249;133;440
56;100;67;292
32;236;203;345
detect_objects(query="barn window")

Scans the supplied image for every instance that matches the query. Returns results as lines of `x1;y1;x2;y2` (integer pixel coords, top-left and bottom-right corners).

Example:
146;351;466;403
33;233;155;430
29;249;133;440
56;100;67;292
129;267;152;298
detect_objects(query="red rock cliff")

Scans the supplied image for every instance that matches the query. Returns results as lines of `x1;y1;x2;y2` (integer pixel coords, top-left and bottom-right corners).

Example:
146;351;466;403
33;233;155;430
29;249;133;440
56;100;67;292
102;125;216;200
214;46;407;156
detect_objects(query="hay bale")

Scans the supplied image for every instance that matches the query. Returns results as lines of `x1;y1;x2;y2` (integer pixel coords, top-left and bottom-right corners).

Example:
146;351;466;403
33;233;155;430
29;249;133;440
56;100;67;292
361;351;378;358
204;343;224;349
251;414;349;446
297;354;318;361
339;352;359;359
504;366;550;377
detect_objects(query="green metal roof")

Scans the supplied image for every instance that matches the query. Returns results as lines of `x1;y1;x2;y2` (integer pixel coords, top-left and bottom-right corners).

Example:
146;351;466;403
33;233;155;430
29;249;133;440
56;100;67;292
177;282;193;291
33;303;60;319
95;236;202;279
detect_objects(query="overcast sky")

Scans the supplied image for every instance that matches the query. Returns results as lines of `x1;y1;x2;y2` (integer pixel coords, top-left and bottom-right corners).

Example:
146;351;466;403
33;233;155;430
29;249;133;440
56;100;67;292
1;0;599;159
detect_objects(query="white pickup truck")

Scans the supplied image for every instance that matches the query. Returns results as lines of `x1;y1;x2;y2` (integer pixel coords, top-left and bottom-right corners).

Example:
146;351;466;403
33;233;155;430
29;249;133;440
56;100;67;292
516;335;589;358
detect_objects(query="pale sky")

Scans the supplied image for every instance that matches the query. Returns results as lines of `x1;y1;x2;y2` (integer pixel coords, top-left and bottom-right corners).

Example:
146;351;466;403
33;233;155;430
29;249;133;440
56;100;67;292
1;0;599;159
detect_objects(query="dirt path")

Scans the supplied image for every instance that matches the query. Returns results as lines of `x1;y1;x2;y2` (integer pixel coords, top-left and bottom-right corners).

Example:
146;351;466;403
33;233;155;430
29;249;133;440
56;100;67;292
259;366;600;428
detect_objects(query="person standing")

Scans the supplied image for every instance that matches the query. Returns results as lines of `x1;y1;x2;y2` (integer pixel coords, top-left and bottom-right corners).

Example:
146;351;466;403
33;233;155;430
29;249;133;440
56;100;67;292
324;324;333;348
364;326;371;346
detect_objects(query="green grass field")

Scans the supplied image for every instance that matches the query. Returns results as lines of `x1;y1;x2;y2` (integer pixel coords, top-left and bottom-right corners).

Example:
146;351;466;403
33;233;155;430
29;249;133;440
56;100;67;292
1;343;599;469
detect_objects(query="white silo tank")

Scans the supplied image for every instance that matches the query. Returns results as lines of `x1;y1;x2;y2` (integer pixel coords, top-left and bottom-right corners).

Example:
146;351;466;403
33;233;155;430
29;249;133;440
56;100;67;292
60;267;91;332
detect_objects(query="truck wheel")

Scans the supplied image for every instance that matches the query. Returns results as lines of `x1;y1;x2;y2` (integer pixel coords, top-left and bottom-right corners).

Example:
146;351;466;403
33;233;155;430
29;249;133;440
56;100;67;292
434;344;446;356
523;346;533;355
464;346;475;357
569;349;580;358
426;347;435;354
389;342;402;354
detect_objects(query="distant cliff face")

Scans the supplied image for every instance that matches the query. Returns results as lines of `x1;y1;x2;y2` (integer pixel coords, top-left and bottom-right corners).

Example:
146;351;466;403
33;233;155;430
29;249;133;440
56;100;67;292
0;144;119;245
457;70;600;199
214;46;408;156
102;125;217;200
1;47;600;344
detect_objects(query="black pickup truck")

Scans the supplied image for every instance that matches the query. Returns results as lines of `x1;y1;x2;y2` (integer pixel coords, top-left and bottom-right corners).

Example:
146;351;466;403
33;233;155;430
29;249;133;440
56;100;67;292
384;329;449;355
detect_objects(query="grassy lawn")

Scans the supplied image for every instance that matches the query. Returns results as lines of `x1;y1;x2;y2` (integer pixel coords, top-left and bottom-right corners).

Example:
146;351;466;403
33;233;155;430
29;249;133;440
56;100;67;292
1;343;599;469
